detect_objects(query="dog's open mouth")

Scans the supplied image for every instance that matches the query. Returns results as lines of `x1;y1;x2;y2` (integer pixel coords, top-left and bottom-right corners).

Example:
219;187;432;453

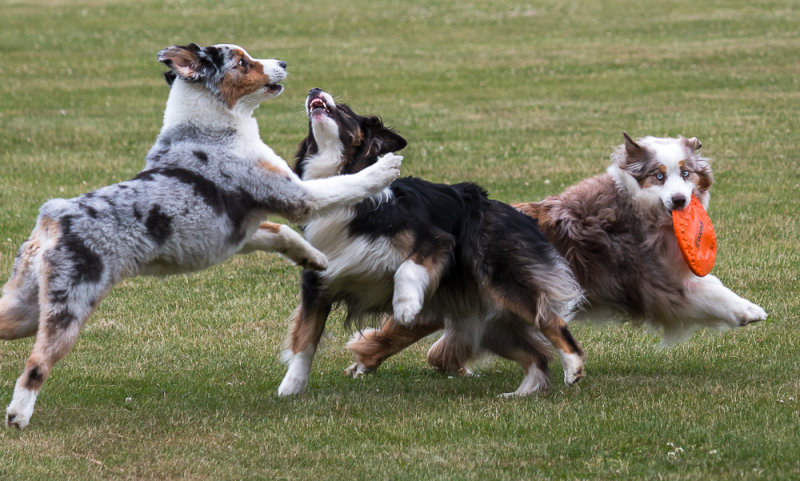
309;97;330;116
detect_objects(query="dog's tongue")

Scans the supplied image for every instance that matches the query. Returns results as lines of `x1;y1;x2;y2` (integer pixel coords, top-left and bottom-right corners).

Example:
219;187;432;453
672;196;717;277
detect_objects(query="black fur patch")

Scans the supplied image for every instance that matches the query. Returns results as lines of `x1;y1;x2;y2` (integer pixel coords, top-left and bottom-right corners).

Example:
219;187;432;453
49;307;76;331
203;46;225;71
25;366;44;390
193;150;209;163
48;287;70;304
133;167;261;243
145;205;173;245
58;216;104;284
79;202;98;219
560;325;583;355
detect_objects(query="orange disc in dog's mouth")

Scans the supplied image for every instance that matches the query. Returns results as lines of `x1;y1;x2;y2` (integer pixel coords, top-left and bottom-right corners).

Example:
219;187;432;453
672;195;717;277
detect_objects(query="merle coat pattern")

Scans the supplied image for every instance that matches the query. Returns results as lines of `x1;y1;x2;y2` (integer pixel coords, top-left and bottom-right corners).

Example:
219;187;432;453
1;44;401;429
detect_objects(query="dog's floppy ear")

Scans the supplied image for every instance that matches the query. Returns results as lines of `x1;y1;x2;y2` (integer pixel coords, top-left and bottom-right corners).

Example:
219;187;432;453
363;116;407;157
158;43;208;81
683;136;702;152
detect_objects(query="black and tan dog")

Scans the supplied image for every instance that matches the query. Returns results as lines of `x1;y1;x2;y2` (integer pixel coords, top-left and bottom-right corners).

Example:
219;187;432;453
277;89;586;398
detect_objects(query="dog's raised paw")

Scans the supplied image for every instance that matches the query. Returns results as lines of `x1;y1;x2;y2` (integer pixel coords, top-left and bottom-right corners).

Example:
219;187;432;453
301;248;328;271
393;296;422;324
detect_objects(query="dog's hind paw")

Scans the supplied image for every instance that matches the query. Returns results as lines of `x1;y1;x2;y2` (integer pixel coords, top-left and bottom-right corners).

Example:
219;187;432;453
345;362;375;378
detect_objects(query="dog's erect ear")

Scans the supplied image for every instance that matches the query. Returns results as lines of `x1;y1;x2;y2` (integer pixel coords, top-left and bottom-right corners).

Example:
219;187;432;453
623;131;645;158
683;136;702;152
158;43;208;81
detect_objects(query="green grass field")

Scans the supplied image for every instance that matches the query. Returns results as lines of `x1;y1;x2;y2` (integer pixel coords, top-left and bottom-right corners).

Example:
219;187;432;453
1;0;798;479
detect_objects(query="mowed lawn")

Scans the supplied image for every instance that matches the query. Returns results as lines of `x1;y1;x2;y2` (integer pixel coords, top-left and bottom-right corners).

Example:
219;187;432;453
1;0;798;479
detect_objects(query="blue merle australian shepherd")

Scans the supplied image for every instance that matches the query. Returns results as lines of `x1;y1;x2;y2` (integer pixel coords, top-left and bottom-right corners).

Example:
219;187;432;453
0;44;401;429
277;89;585;398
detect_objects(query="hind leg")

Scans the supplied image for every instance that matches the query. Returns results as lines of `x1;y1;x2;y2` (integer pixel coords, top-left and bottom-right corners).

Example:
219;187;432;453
426;324;479;376
481;317;553;396
345;314;443;377
6;255;111;429
239;222;328;271
488;285;585;387
538;316;586;386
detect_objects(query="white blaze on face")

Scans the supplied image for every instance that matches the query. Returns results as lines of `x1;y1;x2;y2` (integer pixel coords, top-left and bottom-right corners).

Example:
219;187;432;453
640;138;695;211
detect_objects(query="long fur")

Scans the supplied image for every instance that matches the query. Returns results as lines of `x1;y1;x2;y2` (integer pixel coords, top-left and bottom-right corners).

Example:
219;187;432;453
0;44;401;430
346;133;768;379
277;89;585;398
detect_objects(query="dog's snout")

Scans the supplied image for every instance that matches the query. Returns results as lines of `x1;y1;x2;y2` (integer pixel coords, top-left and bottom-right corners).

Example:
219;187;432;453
671;194;687;210
278;61;287;70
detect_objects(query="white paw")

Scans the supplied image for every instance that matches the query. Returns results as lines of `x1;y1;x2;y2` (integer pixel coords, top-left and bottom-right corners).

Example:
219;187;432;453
299;247;328;271
560;351;586;386
368;153;402;190
277;376;307;397
6;387;37;430
345;362;373;378
393;296;422;324
502;367;551;397
737;302;767;326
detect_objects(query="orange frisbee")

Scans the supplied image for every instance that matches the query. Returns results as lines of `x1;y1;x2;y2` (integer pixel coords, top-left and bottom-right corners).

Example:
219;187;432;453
672;196;717;277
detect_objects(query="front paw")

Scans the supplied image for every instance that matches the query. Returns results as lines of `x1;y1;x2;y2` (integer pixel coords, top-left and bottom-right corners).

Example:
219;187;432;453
299;247;328;271
6;409;30;430
738;302;768;326
393;296;422;324
367;153;402;190
277;376;307;397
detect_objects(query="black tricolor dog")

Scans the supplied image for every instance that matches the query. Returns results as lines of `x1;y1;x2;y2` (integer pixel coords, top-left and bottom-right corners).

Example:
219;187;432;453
277;88;586;397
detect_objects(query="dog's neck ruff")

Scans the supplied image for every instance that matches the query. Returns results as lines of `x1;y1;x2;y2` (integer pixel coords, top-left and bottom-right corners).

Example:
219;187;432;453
162;79;259;139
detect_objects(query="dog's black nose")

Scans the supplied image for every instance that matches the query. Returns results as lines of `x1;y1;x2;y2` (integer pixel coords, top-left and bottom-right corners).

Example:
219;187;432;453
671;194;687;210
278;61;287;70
309;87;322;95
